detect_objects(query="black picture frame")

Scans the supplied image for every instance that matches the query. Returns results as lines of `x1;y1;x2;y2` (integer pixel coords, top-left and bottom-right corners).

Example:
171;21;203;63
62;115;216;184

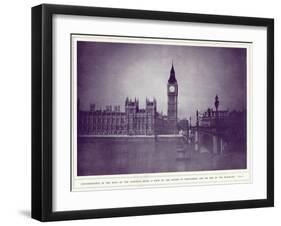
32;4;274;222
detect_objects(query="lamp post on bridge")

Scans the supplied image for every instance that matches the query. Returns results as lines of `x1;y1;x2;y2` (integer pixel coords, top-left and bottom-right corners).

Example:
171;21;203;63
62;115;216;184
195;110;199;151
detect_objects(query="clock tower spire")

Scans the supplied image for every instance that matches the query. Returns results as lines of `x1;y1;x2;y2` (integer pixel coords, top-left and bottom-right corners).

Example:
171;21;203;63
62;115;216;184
168;61;177;83
167;62;178;134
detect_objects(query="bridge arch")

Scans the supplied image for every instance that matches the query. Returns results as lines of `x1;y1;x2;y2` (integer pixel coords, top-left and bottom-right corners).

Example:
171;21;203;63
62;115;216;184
194;129;225;154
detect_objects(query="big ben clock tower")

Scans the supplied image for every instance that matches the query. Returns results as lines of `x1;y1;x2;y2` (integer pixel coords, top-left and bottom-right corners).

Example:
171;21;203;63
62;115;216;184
167;63;178;133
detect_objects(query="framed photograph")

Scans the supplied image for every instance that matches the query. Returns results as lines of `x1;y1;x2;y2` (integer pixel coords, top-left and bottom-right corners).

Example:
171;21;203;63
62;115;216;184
32;4;274;221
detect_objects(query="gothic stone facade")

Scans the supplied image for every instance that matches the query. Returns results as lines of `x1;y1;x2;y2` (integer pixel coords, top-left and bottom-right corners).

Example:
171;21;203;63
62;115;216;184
78;64;178;136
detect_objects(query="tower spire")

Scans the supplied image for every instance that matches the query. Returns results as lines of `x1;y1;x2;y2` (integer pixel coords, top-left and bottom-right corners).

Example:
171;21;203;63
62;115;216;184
215;94;219;111
168;62;177;83
171;60;175;73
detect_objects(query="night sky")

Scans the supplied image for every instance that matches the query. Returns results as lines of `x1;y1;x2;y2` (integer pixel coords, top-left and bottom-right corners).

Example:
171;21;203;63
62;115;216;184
77;41;247;120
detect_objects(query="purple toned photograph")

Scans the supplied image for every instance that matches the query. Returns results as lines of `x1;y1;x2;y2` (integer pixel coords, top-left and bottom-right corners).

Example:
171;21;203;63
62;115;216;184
76;37;247;177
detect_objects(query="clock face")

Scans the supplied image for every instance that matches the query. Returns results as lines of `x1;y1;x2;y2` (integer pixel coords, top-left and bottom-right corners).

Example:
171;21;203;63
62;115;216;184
169;85;175;92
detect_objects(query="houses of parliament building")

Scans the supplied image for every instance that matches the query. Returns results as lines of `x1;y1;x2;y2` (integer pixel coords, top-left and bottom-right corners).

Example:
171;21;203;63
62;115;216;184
78;64;179;135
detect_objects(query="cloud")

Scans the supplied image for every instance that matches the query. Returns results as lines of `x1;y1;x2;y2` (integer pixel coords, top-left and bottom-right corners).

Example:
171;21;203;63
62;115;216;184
78;41;247;119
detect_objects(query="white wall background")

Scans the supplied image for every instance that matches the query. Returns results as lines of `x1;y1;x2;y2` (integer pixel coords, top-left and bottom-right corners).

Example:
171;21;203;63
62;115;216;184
0;0;278;225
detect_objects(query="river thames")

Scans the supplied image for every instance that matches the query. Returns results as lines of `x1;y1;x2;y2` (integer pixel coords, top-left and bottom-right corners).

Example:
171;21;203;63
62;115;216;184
77;136;246;176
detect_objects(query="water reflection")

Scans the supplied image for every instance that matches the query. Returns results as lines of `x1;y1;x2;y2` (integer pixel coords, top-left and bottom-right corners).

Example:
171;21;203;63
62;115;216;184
77;137;246;176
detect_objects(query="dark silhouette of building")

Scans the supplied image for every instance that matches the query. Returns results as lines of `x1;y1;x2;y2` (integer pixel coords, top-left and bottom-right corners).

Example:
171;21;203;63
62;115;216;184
167;62;178;134
78;103;127;135
125;98;156;135
78;64;179;136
